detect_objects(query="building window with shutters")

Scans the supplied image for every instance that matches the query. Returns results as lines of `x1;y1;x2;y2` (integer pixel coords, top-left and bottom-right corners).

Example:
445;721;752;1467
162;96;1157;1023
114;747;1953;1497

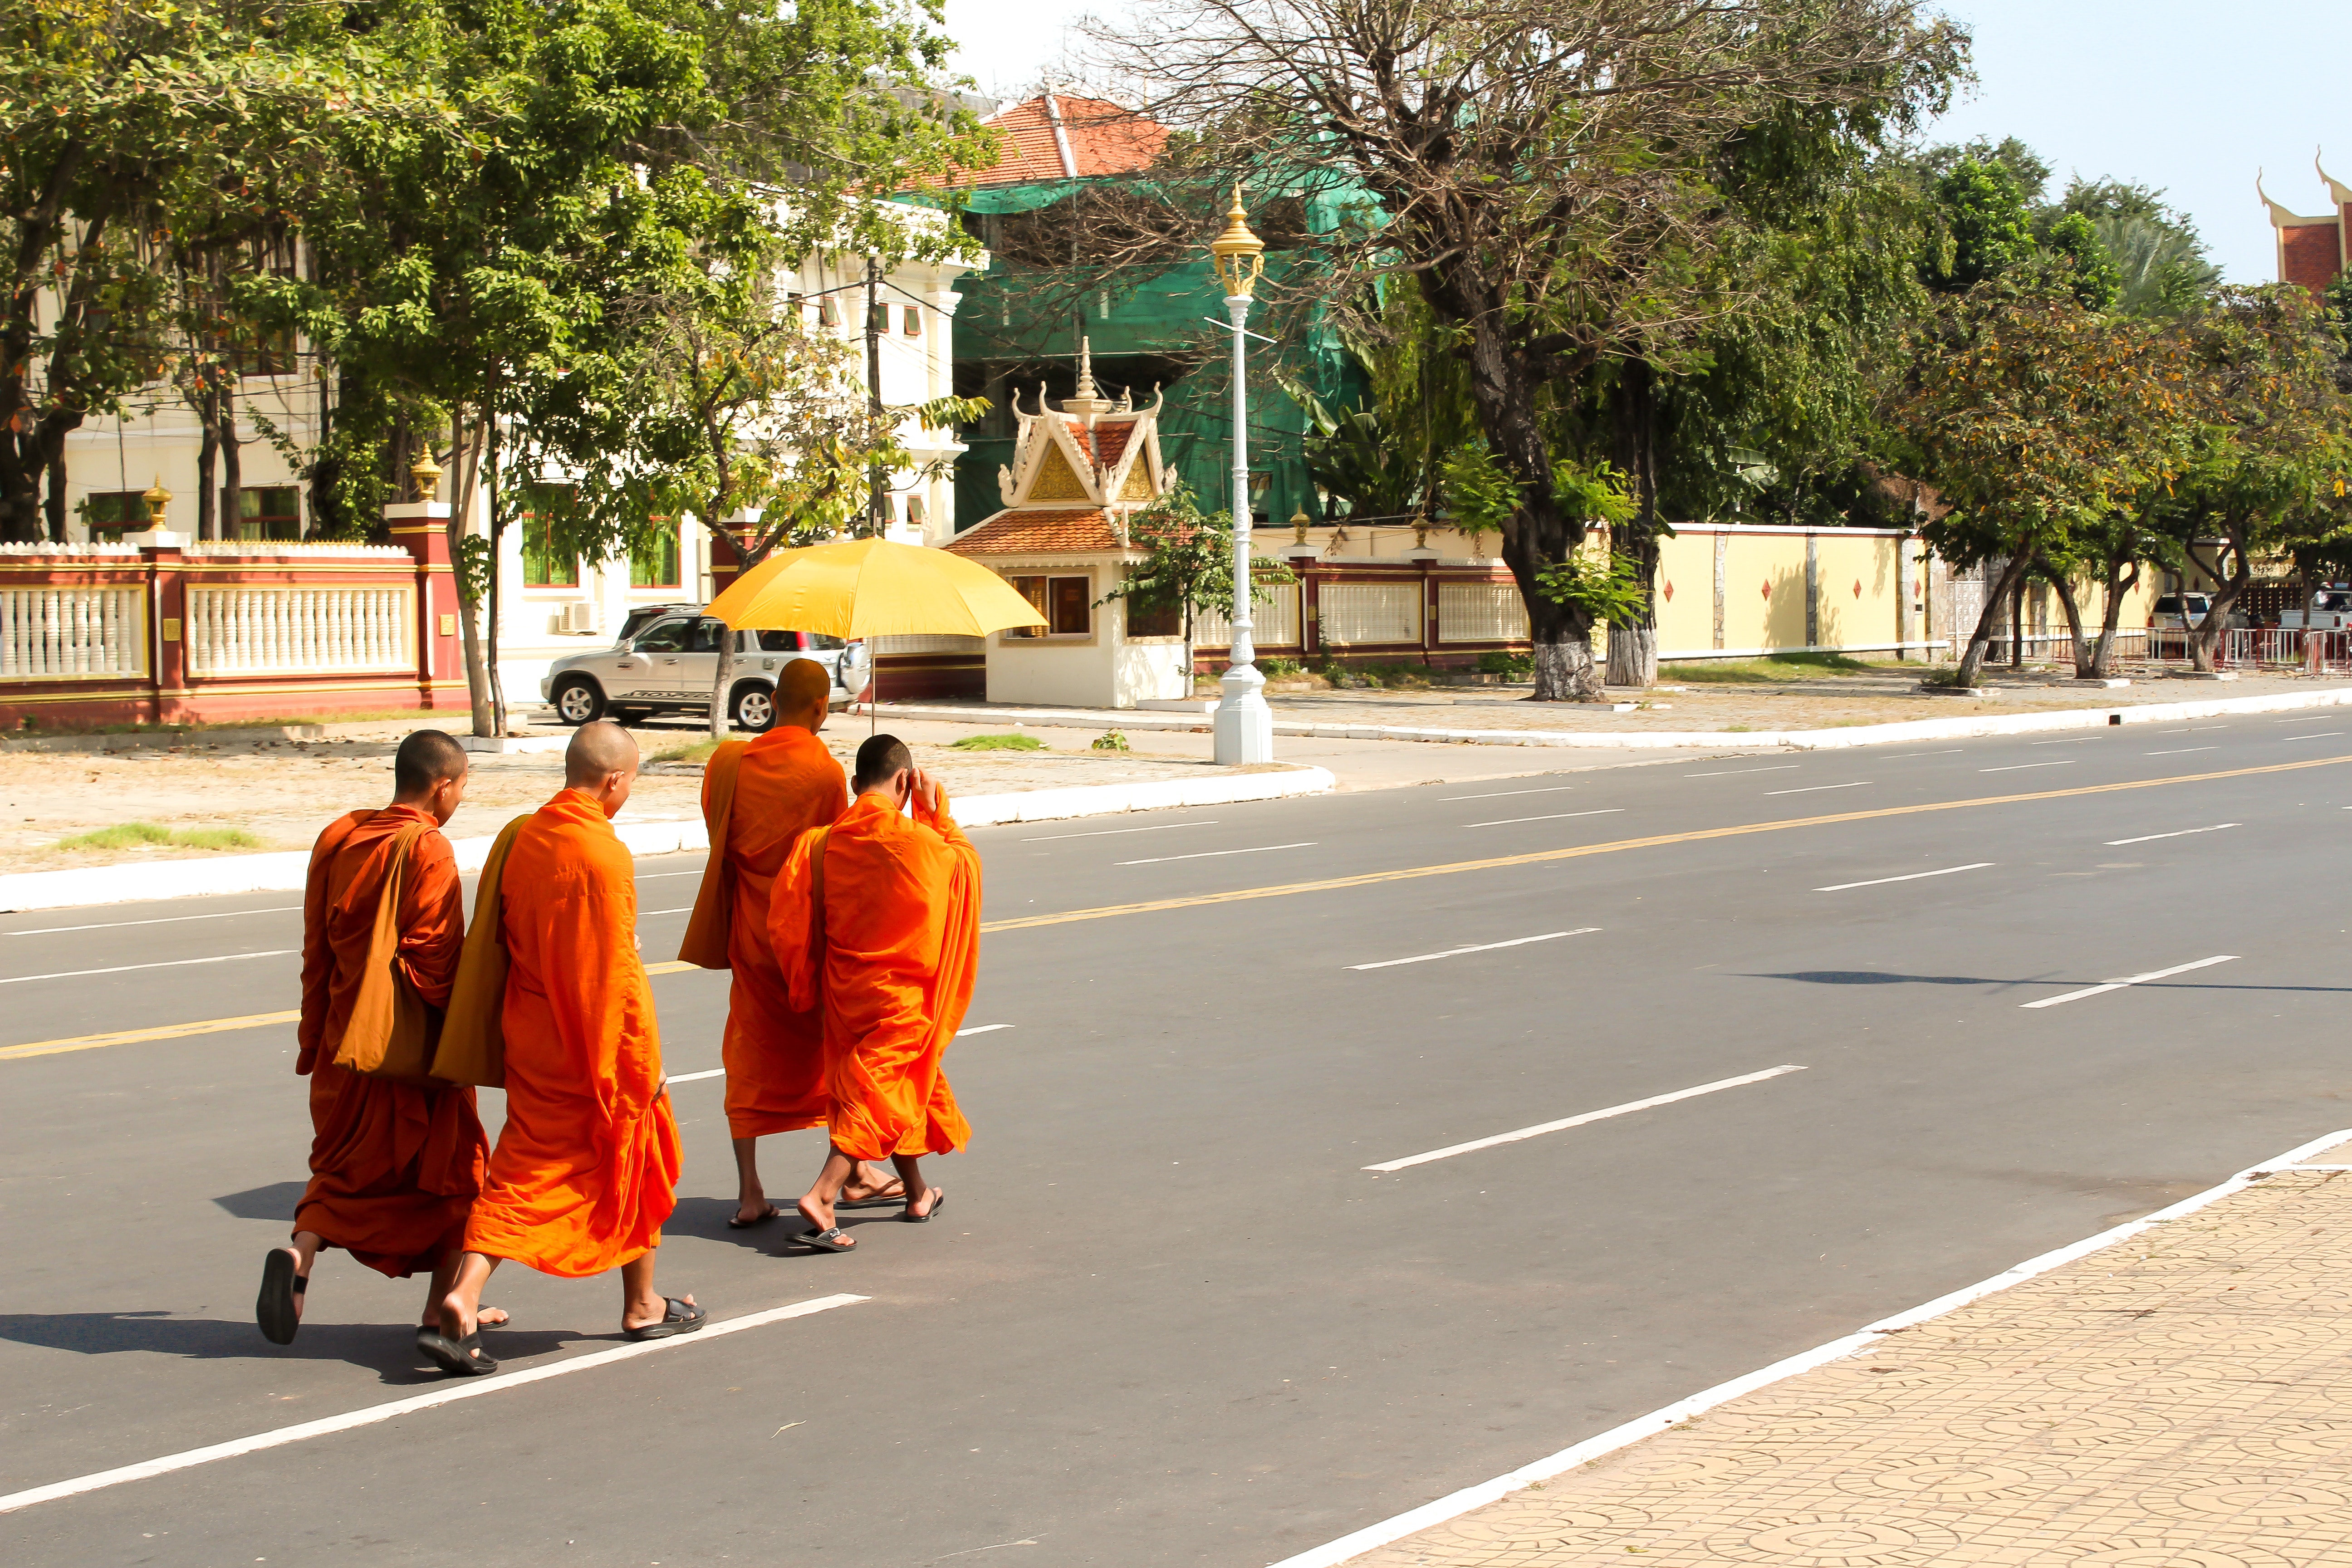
903;305;922;335
79;491;149;538
630;522;681;588
232;486;301;541
520;485;580;587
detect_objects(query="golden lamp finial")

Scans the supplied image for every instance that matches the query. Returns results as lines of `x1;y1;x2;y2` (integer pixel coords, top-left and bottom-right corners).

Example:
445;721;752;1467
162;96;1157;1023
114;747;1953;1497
141;474;172;527
1210;183;1265;300
409;449;444;500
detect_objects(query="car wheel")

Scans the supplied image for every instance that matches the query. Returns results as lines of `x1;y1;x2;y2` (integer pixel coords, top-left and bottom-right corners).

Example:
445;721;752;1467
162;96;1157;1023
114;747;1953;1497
730;681;777;734
552;676;606;726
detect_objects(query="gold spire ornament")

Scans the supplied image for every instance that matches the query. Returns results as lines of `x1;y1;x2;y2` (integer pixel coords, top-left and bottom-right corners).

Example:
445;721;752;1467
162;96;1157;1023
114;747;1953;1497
1209;183;1266;300
410;449;444;501
141;475;172;527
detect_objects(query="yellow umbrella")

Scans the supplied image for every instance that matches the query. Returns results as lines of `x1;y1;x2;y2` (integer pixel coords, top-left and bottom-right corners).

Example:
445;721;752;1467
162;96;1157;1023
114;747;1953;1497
705;535;1044;638
703;536;1044;729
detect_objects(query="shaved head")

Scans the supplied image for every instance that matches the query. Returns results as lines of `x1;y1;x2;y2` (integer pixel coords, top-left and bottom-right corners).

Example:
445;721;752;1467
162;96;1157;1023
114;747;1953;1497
777;658;832;726
393;729;468;798
565;720;640;789
853;734;913;793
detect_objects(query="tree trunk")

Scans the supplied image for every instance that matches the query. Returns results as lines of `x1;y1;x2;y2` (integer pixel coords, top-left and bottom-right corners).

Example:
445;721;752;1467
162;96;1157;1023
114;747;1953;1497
707;628;735;741
1954;551;2034;688
194;381;219;541
447;413;495;737
42;450;67;543
2043;559;2092;675
1605;360;1661;689
2185;521;2251;673
2092;559;2137;678
485;409;508;736
217;377;242;539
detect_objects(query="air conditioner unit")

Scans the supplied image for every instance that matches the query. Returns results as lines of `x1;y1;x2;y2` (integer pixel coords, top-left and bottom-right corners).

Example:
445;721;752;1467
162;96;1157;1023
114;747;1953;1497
559;603;597;635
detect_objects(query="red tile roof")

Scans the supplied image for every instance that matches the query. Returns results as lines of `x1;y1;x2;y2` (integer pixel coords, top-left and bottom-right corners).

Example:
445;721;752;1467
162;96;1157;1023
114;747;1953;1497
946;509;1124;555
961;95;1168;187
1065;418;1138;468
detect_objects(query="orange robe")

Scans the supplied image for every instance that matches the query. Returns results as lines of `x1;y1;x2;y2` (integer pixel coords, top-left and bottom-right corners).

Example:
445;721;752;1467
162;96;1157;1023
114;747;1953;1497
462;789;681;1277
692;729;848;1139
770;791;979;1162
294;806;486;1278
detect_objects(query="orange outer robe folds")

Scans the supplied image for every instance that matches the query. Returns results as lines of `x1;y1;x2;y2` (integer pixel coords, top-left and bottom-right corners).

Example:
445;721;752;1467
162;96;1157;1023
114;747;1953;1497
294;806;487;1278
462;790;681;1278
701;729;848;1139
771;791;980;1162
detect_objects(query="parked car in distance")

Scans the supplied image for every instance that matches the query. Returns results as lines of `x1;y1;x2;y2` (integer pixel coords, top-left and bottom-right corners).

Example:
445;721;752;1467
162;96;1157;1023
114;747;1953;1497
2280;590;2352;632
541;612;867;733
2149;593;2247;630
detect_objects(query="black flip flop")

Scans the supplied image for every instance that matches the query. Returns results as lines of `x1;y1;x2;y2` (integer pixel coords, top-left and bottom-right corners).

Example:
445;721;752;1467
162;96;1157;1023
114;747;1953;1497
727;1205;784;1230
794;1226;857;1253
902;1189;946;1224
836;1190;906;1211
417;1327;498;1377
257;1249;307;1345
624;1297;708;1341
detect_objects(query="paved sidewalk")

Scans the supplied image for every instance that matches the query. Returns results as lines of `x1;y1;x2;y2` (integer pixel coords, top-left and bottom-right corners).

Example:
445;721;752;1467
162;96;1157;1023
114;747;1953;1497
1337;1137;2352;1568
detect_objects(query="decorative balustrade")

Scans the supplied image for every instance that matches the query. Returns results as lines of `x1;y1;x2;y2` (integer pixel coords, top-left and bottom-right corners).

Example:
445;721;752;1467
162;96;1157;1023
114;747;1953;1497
1319;581;1422;647
1436;581;1530;643
0;587;147;678
186;586;414;675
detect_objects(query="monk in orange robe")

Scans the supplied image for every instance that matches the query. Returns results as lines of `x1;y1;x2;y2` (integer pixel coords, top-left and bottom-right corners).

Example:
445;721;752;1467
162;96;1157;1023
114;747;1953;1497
261;729;502;1348
676;659;900;1227
425;722;697;1376
771;734;980;1252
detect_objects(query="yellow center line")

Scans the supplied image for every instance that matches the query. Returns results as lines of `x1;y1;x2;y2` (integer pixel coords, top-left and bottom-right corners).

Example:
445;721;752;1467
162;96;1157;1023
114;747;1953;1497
9;754;2345;1063
976;753;2352;933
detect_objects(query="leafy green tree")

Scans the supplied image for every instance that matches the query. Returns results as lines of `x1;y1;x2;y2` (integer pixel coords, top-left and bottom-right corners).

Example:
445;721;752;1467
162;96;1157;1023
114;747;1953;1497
1097;479;1295;687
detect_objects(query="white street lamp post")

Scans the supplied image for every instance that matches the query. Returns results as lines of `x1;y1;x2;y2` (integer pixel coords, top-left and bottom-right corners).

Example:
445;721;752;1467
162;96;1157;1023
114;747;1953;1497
1210;185;1274;765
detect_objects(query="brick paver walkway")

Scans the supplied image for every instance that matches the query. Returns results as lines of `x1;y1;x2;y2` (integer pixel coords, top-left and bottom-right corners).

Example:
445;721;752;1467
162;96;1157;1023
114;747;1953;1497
1348;1140;2352;1568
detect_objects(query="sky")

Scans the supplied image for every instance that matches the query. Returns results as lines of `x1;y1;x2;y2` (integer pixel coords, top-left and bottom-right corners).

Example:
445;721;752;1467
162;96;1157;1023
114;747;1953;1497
938;0;2350;284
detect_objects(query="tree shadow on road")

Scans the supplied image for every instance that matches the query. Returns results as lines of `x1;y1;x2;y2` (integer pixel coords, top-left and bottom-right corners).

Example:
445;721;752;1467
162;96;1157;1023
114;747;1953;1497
0;1311;578;1383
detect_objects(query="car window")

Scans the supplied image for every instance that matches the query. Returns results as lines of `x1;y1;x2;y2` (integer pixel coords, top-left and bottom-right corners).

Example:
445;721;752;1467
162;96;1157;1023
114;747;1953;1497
804;632;847;651
756;630;798;652
689;617;728;653
631;617;688;652
2153;597;2178;614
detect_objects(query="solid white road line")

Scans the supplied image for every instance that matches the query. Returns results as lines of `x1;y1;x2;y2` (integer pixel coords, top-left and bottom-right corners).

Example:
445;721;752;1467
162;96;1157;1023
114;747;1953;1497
2106;823;2240;846
639;907;694;917
1891;749;1964;757
1350;929;1600;971
5;906;300;937
2030;738;2086;746
956;1023;1015;1036
2145;747;2217;756
1462;808;1626;828
1022;820;1215;842
1;950;295;985
1813;862;1993;893
2020;953;2238;1010
1116;841;1316;866
635;870;704;879
1363;1066;1806;1173
0;1293;869;1516
2285;731;2347;740
1683;765;1798;778
1980;761;2074;773
1269;1127;2352;1568
1440;785;1581;801
1766;782;1870;796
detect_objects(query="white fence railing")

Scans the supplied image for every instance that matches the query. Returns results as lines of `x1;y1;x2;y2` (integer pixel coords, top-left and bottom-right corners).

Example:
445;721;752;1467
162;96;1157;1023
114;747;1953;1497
1436;581;1530;642
187;586;413;676
0;588;148;679
1320;582;1421;646
1195;583;1302;648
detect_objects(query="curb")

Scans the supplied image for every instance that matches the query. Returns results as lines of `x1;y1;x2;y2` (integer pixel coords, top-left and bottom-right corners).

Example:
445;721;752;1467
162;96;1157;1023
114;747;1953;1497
866;685;2352;751
1266;1124;2352;1568
0;766;1338;912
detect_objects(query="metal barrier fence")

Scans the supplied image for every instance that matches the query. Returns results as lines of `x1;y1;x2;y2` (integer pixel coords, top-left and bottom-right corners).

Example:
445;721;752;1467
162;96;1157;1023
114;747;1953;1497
1975;626;2352;671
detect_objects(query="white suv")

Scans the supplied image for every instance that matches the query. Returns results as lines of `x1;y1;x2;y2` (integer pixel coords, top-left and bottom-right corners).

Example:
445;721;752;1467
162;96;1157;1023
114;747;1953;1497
540;612;867;733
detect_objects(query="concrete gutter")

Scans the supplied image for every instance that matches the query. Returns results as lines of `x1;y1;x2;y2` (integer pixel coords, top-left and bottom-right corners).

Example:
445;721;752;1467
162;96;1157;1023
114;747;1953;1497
861;686;2352;750
0;765;1338;912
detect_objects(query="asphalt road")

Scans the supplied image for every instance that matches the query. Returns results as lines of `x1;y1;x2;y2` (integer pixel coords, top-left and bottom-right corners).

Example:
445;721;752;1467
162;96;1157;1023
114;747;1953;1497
5;715;2352;1566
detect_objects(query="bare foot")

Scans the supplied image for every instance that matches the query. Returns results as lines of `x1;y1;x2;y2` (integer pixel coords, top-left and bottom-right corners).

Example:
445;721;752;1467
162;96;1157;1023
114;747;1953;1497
732;1199;785;1227
795;1194;836;1234
905;1185;945;1220
422;1305;508;1328
840;1165;904;1205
